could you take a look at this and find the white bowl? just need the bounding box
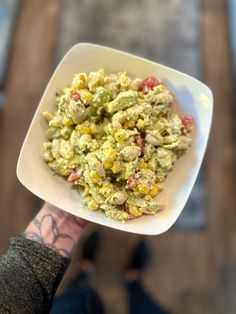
[17,43,213,235]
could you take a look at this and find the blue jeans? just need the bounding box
[51,277,169,314]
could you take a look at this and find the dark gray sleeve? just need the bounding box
[0,235,70,314]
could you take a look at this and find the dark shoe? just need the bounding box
[125,240,170,314]
[80,230,101,262]
[127,239,149,272]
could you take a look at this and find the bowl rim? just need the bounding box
[16,42,214,235]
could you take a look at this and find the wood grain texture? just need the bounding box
[142,1,236,313]
[0,0,235,313]
[93,1,235,313]
[202,0,236,243]
[55,1,236,313]
[0,0,62,253]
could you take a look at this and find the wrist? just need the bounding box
[24,203,87,257]
[43,203,85,242]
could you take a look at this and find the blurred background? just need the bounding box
[0,0,235,313]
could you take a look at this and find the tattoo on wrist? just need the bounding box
[50,206,86,229]
[24,213,76,258]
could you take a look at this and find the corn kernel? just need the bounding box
[87,200,99,210]
[153,84,165,93]
[149,184,159,197]
[129,206,142,217]
[101,182,114,197]
[111,161,122,173]
[105,148,117,160]
[138,91,144,98]
[62,117,73,126]
[126,120,135,128]
[72,73,87,89]
[114,130,126,143]
[141,162,148,170]
[137,184,149,194]
[89,171,101,183]
[103,160,113,169]
[80,126,90,134]
[81,92,93,104]
[147,158,156,171]
[136,119,146,130]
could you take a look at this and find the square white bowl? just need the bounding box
[17,43,213,235]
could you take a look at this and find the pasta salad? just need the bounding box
[42,69,193,222]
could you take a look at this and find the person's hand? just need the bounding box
[45,202,89,229]
[24,202,90,257]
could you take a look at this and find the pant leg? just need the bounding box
[127,281,170,314]
[51,275,104,314]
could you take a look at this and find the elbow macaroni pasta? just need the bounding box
[43,69,193,222]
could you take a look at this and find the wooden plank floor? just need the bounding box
[0,1,235,313]
[0,0,62,252]
[143,2,236,313]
